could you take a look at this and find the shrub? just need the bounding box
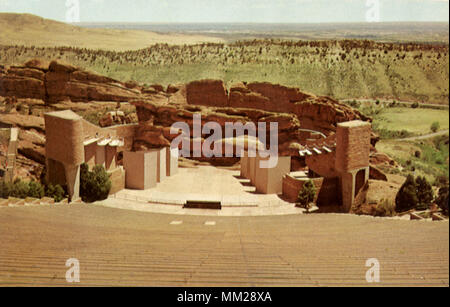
[297,180,316,209]
[411,102,419,109]
[10,179,30,199]
[80,163,111,203]
[375,199,396,217]
[395,175,418,212]
[0,181,13,199]
[434,175,449,188]
[415,176,434,210]
[430,121,440,133]
[28,181,45,199]
[46,183,66,203]
[436,186,449,215]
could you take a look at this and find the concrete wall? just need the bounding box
[240,155,250,179]
[282,175,323,203]
[255,156,291,194]
[123,151,157,190]
[166,147,179,176]
[84,142,97,168]
[306,152,339,178]
[105,146,117,171]
[155,148,166,183]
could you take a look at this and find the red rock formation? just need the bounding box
[0,60,141,103]
[131,99,303,158]
[186,80,228,107]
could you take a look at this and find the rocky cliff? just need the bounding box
[1,60,381,177]
[0,60,141,103]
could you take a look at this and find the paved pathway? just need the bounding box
[0,204,448,287]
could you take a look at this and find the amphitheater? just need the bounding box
[0,61,448,287]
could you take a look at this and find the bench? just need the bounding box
[184,200,222,210]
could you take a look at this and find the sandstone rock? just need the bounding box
[1,60,141,103]
[186,80,228,107]
[369,165,388,181]
[131,99,303,159]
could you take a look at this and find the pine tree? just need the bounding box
[395,175,418,212]
[298,180,317,209]
[415,176,434,210]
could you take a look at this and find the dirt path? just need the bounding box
[399,129,449,141]
[341,98,449,110]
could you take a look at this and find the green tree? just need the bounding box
[297,180,317,209]
[430,121,440,133]
[46,183,65,203]
[415,176,434,210]
[435,186,449,215]
[80,163,111,203]
[395,175,418,212]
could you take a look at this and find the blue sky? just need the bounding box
[0,0,448,23]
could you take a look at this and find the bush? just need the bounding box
[434,176,449,188]
[0,181,13,199]
[411,102,419,109]
[375,199,396,217]
[10,179,30,199]
[0,179,46,200]
[297,180,316,209]
[436,186,449,215]
[46,183,65,203]
[80,163,111,203]
[415,176,434,210]
[395,175,418,212]
[28,181,45,199]
[430,121,440,133]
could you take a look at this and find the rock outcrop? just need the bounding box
[185,80,370,134]
[0,60,141,103]
[131,99,305,158]
[1,60,382,172]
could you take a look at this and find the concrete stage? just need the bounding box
[106,166,306,216]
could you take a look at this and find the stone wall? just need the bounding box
[335,121,371,172]
[282,175,324,203]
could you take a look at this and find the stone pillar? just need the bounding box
[123,151,158,190]
[255,156,291,194]
[95,145,106,167]
[65,164,81,200]
[156,148,167,183]
[240,153,250,179]
[166,147,179,176]
[105,145,117,171]
[339,172,355,212]
[335,120,371,212]
[248,156,257,184]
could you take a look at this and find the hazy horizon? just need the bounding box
[0,0,448,23]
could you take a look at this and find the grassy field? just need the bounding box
[371,107,449,137]
[377,135,449,184]
[365,104,450,183]
[1,40,448,104]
